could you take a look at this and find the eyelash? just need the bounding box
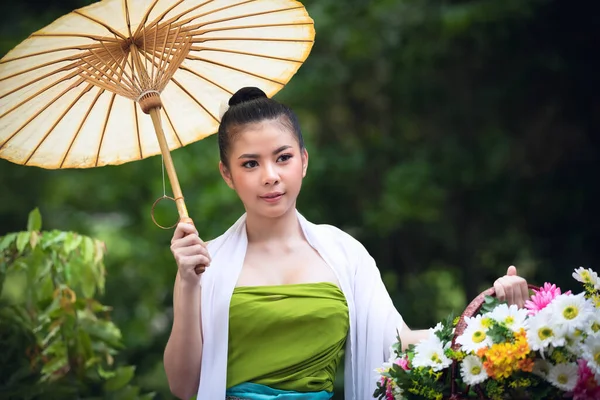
[241,153,293,169]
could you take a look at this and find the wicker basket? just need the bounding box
[446,284,539,400]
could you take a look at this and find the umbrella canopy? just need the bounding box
[0,0,315,222]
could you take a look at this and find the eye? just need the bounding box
[242,160,258,168]
[277,153,293,162]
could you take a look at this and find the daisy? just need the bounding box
[460,355,488,385]
[580,332,600,377]
[547,362,579,391]
[412,335,452,372]
[550,293,595,333]
[487,303,529,332]
[573,267,600,290]
[527,308,567,351]
[532,359,551,378]
[456,315,493,354]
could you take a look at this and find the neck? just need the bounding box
[245,206,303,245]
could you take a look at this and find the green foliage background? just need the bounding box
[1,0,598,398]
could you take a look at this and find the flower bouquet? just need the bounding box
[374,268,600,400]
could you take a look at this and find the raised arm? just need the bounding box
[163,223,211,400]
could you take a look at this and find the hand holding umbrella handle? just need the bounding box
[179,216,207,275]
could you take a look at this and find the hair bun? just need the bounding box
[228,87,267,107]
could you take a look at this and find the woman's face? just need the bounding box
[219,119,308,219]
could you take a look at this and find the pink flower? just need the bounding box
[395,356,411,371]
[571,359,600,400]
[385,378,395,400]
[524,282,571,315]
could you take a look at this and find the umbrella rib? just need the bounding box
[140,0,186,36]
[178,65,233,96]
[162,105,184,148]
[94,93,117,167]
[193,36,313,44]
[0,54,84,82]
[189,46,304,63]
[171,77,219,123]
[133,100,142,159]
[124,0,133,38]
[31,32,122,42]
[0,68,82,120]
[155,23,178,86]
[24,84,94,165]
[145,0,215,32]
[92,41,140,93]
[59,88,105,168]
[72,10,128,40]
[0,75,85,150]
[0,62,81,100]
[183,56,285,85]
[1,45,99,64]
[132,0,164,38]
[180,5,306,32]
[189,21,314,36]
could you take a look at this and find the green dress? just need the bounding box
[226,282,349,393]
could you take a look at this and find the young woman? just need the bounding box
[163,87,529,400]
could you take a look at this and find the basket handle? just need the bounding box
[449,284,539,398]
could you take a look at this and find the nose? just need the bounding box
[261,163,279,185]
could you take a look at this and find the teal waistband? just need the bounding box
[225,382,333,400]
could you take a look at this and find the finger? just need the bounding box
[519,280,530,308]
[181,255,210,269]
[176,244,211,260]
[507,265,517,276]
[172,223,198,241]
[171,234,204,249]
[504,282,515,305]
[494,280,506,302]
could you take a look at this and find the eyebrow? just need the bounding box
[238,145,292,159]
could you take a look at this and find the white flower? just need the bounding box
[432,322,444,333]
[580,332,600,377]
[573,267,600,290]
[526,308,567,351]
[587,310,600,335]
[549,292,595,333]
[546,362,579,391]
[412,335,452,372]
[460,355,488,385]
[456,315,493,354]
[392,386,404,400]
[487,303,529,332]
[532,359,551,378]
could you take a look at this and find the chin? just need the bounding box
[256,202,296,219]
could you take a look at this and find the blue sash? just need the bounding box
[225,382,333,400]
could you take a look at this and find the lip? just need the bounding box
[260,192,284,202]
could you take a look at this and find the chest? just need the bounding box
[236,242,339,287]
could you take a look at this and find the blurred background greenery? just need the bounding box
[0,0,598,398]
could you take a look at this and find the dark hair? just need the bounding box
[218,87,304,167]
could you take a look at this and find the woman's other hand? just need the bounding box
[170,222,211,285]
[493,265,529,308]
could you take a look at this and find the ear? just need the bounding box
[301,148,309,178]
[219,161,235,189]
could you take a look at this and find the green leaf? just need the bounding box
[16,232,30,253]
[27,208,42,232]
[103,366,135,392]
[63,233,83,255]
[0,233,17,252]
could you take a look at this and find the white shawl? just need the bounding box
[197,211,404,400]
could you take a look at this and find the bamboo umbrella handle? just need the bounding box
[148,107,190,221]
